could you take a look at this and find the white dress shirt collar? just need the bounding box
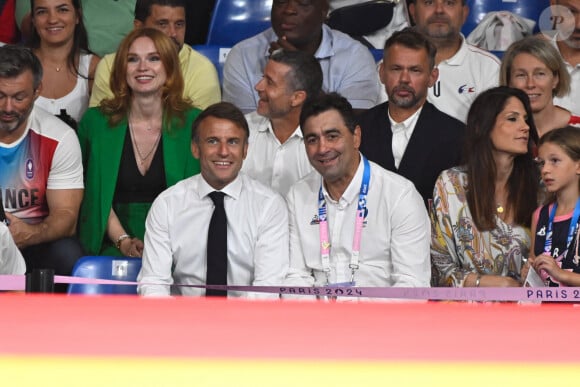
[197,173,244,201]
[388,106,423,169]
[387,105,423,133]
[259,120,304,141]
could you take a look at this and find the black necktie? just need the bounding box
[206,191,228,296]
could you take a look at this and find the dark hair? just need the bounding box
[99,28,190,127]
[538,125,580,200]
[269,49,323,100]
[464,86,539,230]
[299,92,356,134]
[192,102,249,142]
[0,45,43,89]
[28,0,92,79]
[135,0,186,22]
[384,27,437,70]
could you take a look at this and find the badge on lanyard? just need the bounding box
[318,156,370,287]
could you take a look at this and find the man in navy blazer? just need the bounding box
[358,28,465,207]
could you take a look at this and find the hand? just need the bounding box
[532,254,567,284]
[269,36,298,55]
[119,237,144,258]
[5,212,34,248]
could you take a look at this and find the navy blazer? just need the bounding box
[357,101,465,206]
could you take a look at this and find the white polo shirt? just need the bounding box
[378,35,500,123]
[551,36,580,115]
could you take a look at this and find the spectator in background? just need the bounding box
[16,0,135,57]
[551,0,580,114]
[327,0,410,49]
[222,0,380,114]
[404,0,500,123]
[430,87,539,287]
[90,0,220,110]
[358,28,464,206]
[27,0,100,126]
[77,28,201,258]
[500,36,579,138]
[0,45,84,285]
[242,49,322,196]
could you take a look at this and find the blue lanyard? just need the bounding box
[318,156,371,285]
[543,198,580,255]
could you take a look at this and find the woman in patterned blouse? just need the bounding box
[430,86,540,287]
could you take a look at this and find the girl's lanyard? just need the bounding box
[543,198,580,257]
[318,156,370,286]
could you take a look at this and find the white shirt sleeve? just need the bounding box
[138,195,173,296]
[222,44,258,113]
[285,187,316,288]
[247,193,289,299]
[0,223,26,275]
[388,185,432,287]
[47,129,84,190]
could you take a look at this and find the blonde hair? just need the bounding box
[500,36,571,98]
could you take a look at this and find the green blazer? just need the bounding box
[77,107,201,255]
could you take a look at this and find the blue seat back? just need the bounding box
[206,0,272,46]
[462,0,551,37]
[192,44,231,84]
[67,256,142,295]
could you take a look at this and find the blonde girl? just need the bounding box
[530,126,580,286]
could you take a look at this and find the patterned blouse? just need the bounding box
[430,167,530,287]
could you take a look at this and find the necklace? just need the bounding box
[129,121,162,166]
[496,204,504,214]
[55,66,62,72]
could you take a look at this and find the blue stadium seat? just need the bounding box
[462,0,551,37]
[67,256,142,295]
[206,0,272,46]
[193,44,231,83]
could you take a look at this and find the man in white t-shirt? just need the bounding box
[0,45,84,282]
[405,0,500,122]
[242,49,322,196]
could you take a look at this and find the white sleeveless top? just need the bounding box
[36,53,92,123]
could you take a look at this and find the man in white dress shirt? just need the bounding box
[242,49,322,196]
[405,0,500,122]
[138,102,289,297]
[285,93,431,290]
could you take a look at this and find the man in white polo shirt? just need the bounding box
[406,0,500,122]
